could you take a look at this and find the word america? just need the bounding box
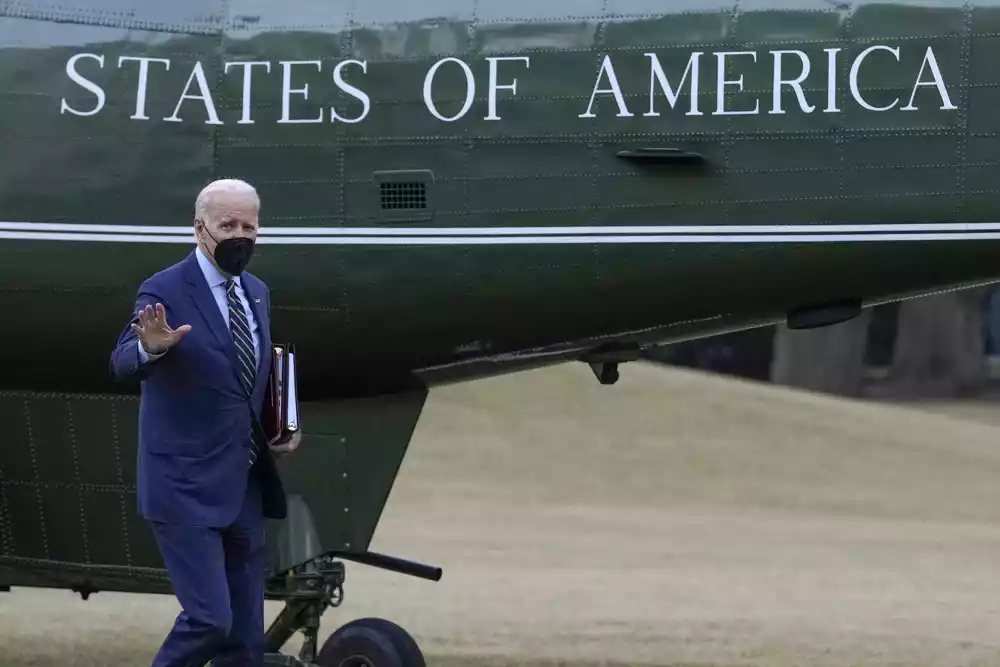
[58,45,955,125]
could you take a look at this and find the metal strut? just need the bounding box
[261,550,441,666]
[263,555,345,665]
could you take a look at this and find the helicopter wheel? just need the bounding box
[316,617,425,667]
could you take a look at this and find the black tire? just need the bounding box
[316,617,425,667]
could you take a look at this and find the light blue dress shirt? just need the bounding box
[138,245,259,364]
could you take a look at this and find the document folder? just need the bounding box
[262,343,299,445]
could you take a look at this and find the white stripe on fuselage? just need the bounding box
[0,221,998,244]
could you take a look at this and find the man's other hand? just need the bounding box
[132,303,191,354]
[269,431,301,458]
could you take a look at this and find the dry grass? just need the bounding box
[4,361,1000,666]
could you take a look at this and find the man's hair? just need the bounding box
[194,178,260,224]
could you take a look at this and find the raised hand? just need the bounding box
[132,303,191,355]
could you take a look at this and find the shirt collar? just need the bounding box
[195,245,240,289]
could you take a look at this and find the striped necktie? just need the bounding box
[226,279,260,466]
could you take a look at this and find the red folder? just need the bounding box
[261,343,298,445]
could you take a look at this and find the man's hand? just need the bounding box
[132,303,191,355]
[269,431,301,458]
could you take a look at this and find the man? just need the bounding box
[110,178,300,667]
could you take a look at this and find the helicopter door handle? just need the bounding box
[615,148,704,165]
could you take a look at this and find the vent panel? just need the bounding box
[371,170,434,222]
[379,181,427,210]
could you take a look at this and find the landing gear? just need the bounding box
[262,551,440,667]
[317,618,424,667]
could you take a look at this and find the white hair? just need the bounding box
[194,178,260,223]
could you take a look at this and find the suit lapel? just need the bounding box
[182,252,242,388]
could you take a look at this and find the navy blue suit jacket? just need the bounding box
[110,250,287,527]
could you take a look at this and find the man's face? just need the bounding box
[198,193,259,258]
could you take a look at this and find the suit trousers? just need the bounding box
[148,471,266,667]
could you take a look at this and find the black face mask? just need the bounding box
[202,225,255,275]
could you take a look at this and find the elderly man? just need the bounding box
[110,178,299,667]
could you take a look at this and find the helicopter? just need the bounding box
[0,0,996,665]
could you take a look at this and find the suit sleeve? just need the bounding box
[109,280,169,383]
